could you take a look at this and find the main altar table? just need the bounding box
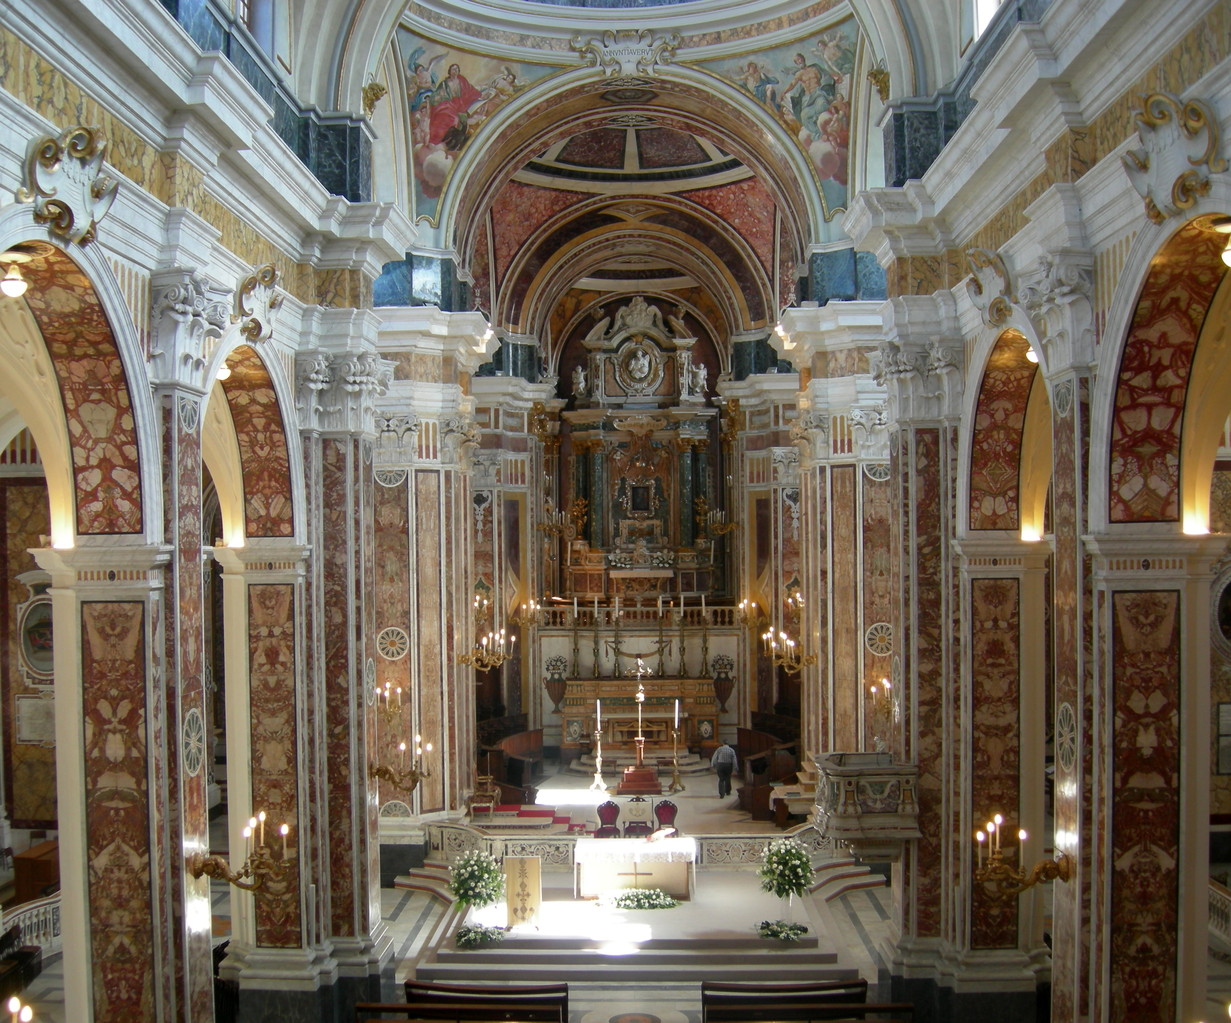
[573,836,697,899]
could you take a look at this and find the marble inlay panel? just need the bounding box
[81,600,153,1019]
[415,471,445,813]
[221,346,294,538]
[969,577,1020,949]
[861,469,892,745]
[1109,223,1223,522]
[248,584,301,947]
[1111,590,1180,1022]
[969,333,1035,531]
[22,255,143,535]
[830,465,857,749]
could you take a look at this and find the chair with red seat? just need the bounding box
[653,799,678,831]
[594,800,621,838]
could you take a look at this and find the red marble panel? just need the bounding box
[1109,223,1224,522]
[248,583,301,946]
[1110,590,1180,1022]
[416,471,445,812]
[81,600,153,1019]
[830,466,858,749]
[322,439,357,936]
[221,346,295,538]
[969,332,1035,530]
[21,254,143,535]
[909,427,945,939]
[861,469,893,750]
[969,577,1020,948]
[374,474,412,795]
[678,178,775,278]
[490,182,587,280]
[636,128,710,169]
[162,395,212,1019]
[812,469,829,748]
[556,128,626,168]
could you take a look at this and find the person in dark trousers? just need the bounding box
[711,741,738,798]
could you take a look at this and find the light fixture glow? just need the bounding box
[1025,346,1039,364]
[1222,239,1231,268]
[1020,524,1042,543]
[0,264,27,299]
[216,364,232,381]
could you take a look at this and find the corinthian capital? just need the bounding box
[150,270,231,390]
[1018,253,1095,370]
[296,351,393,434]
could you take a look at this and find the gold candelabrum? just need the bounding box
[368,683,434,795]
[761,624,815,674]
[458,595,515,669]
[187,810,294,901]
[694,496,738,539]
[974,813,1073,899]
[511,598,542,628]
[667,726,686,794]
[867,677,893,751]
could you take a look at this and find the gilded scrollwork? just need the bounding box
[1123,92,1227,223]
[16,126,118,245]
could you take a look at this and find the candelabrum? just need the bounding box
[974,813,1073,899]
[536,509,566,537]
[187,810,294,901]
[369,735,433,794]
[761,624,815,675]
[7,995,33,1022]
[694,496,738,539]
[458,594,515,669]
[667,727,686,794]
[511,599,542,628]
[589,729,607,792]
[867,677,893,752]
[736,599,762,627]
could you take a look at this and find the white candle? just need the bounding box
[596,699,601,729]
[701,593,706,613]
[615,596,620,614]
[280,823,290,858]
[674,698,679,729]
[657,594,663,614]
[594,596,599,616]
[573,597,578,616]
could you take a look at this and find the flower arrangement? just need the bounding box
[758,838,813,901]
[757,919,809,941]
[610,887,678,910]
[455,923,505,949]
[448,849,505,908]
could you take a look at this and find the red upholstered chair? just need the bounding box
[653,799,678,831]
[595,800,621,838]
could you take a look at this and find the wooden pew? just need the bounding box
[396,979,567,1022]
[497,729,544,786]
[357,1004,560,1023]
[701,978,910,1023]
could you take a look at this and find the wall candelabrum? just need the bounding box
[369,682,433,795]
[458,594,514,669]
[974,813,1073,899]
[187,810,294,901]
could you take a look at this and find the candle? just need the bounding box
[594,596,599,616]
[993,813,1003,852]
[596,699,601,729]
[10,994,22,1020]
[1018,828,1028,868]
[615,596,620,614]
[399,741,407,767]
[701,593,706,613]
[573,597,578,617]
[258,810,266,848]
[976,830,985,868]
[657,594,663,614]
[243,824,253,857]
[674,698,679,729]
[280,823,289,858]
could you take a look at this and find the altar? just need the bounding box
[573,836,697,899]
[560,676,718,755]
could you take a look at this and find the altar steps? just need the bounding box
[567,751,712,776]
[394,864,455,904]
[809,857,887,902]
[415,935,853,984]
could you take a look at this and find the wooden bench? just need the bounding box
[357,1004,560,1023]
[497,729,544,786]
[701,978,911,1023]
[396,980,567,1023]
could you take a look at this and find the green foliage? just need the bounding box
[455,923,505,949]
[610,887,679,910]
[757,919,809,941]
[758,838,813,900]
[449,849,505,908]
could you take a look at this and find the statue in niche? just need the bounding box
[572,363,588,398]
[691,360,708,395]
[613,296,664,334]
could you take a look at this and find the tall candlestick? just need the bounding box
[596,699,601,729]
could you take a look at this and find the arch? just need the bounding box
[211,344,300,541]
[0,210,161,546]
[1100,218,1224,526]
[965,328,1039,533]
[201,376,248,549]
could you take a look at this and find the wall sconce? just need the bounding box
[511,599,542,628]
[188,811,294,900]
[694,496,738,539]
[458,594,514,668]
[7,995,33,1022]
[974,812,1072,898]
[369,734,433,794]
[736,599,763,627]
[761,624,815,675]
[0,265,27,299]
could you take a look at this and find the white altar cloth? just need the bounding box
[573,837,697,898]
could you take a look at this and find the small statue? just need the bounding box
[691,360,708,395]
[572,363,587,398]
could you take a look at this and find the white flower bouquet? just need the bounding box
[758,838,812,901]
[448,849,505,908]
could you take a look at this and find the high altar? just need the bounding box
[559,675,719,756]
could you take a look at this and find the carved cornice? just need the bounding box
[16,126,118,245]
[570,30,679,78]
[1123,93,1227,224]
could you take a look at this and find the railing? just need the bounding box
[2,892,61,957]
[1210,877,1231,946]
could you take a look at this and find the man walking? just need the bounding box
[711,741,738,798]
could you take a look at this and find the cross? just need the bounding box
[617,859,650,889]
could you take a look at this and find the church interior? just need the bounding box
[1,0,1230,1020]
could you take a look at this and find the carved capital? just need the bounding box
[1018,253,1096,370]
[789,410,829,463]
[571,30,680,78]
[150,270,231,389]
[234,264,282,343]
[1122,92,1227,224]
[296,351,393,434]
[770,447,800,486]
[374,412,421,463]
[850,404,891,462]
[16,126,118,245]
[965,248,1015,329]
[872,340,963,423]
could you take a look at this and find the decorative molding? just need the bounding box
[362,80,388,118]
[770,447,800,486]
[570,30,680,78]
[150,271,231,389]
[295,351,392,433]
[850,405,890,461]
[234,264,282,343]
[1123,93,1227,224]
[1018,253,1096,371]
[867,65,890,104]
[374,468,408,488]
[965,248,1015,328]
[377,627,409,661]
[16,126,118,245]
[182,707,206,777]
